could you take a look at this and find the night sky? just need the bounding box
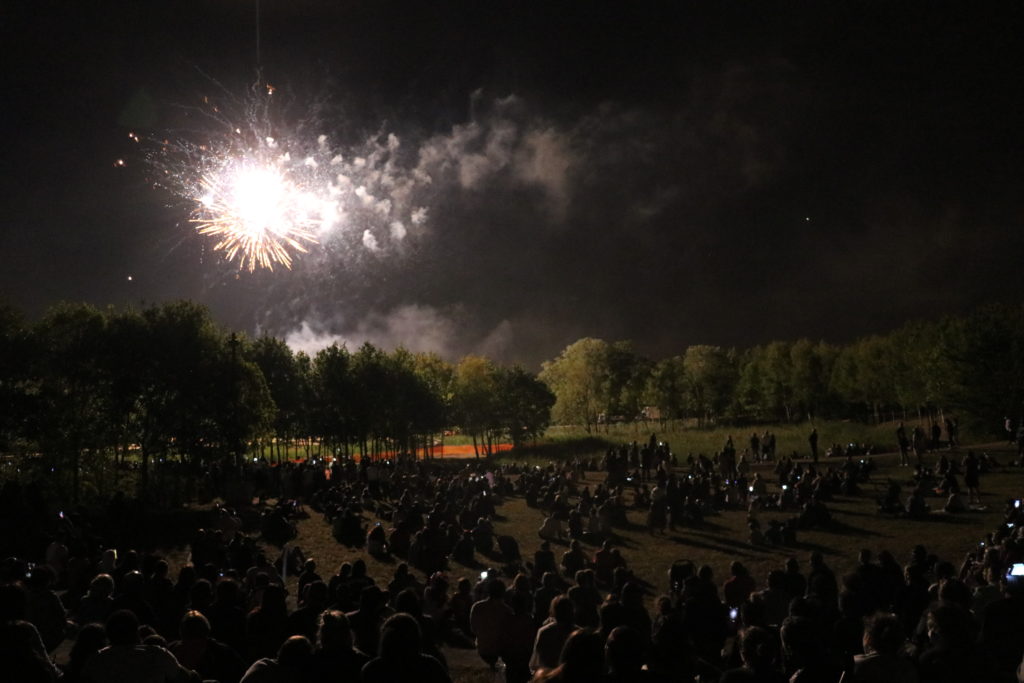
[3,2,1023,368]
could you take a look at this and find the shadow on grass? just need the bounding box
[666,532,779,560]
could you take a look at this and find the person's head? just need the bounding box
[105,609,140,647]
[938,578,972,610]
[379,613,422,659]
[277,635,313,666]
[730,561,747,578]
[487,578,507,600]
[809,551,824,568]
[69,622,107,669]
[551,595,575,624]
[605,625,644,674]
[214,576,239,604]
[318,610,353,651]
[261,584,288,614]
[555,628,605,679]
[179,610,211,640]
[862,613,904,656]
[303,559,316,574]
[739,626,777,671]
[781,616,821,663]
[786,557,800,573]
[88,573,115,599]
[121,570,144,595]
[395,587,422,616]
[926,604,975,647]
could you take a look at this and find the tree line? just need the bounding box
[0,300,554,501]
[3,299,1022,501]
[539,303,1024,434]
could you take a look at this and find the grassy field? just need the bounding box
[269,427,1020,682]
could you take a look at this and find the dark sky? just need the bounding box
[3,1,1023,367]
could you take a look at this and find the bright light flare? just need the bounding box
[192,160,318,272]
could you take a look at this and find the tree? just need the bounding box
[311,344,354,457]
[939,304,1024,435]
[644,356,687,424]
[682,345,737,427]
[539,338,611,432]
[451,355,500,456]
[30,303,111,502]
[247,336,303,461]
[496,366,555,448]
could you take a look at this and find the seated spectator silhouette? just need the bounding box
[75,574,115,627]
[346,584,391,657]
[239,634,313,683]
[918,603,994,683]
[605,625,648,683]
[361,613,451,683]
[851,612,917,683]
[0,581,62,683]
[169,610,245,683]
[307,610,369,683]
[539,515,565,542]
[530,595,576,673]
[719,625,788,683]
[532,627,606,683]
[533,572,563,625]
[561,541,588,579]
[780,615,844,683]
[82,609,192,683]
[63,622,107,683]
[286,581,329,641]
[470,577,512,668]
[246,583,289,661]
[25,564,67,652]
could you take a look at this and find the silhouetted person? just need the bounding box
[82,609,192,683]
[361,613,451,683]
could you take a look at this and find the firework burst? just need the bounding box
[192,155,319,271]
[141,80,428,272]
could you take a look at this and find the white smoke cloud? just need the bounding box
[389,220,407,241]
[361,229,380,252]
[414,98,575,217]
[283,305,518,362]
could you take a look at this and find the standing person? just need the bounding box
[963,451,981,505]
[944,417,958,448]
[896,423,910,467]
[808,428,819,464]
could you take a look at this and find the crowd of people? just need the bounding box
[2,434,1024,683]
